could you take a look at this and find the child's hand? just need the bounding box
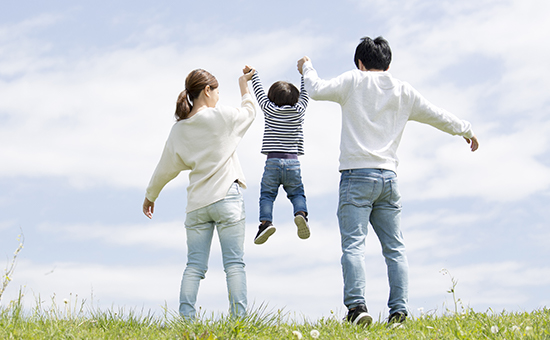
[243,65,254,74]
[242,65,255,81]
[297,56,311,75]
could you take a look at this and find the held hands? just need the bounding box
[239,65,255,96]
[297,56,311,75]
[464,136,479,152]
[241,65,255,81]
[142,197,154,219]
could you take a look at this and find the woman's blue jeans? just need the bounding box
[180,182,247,320]
[337,169,409,315]
[259,158,307,222]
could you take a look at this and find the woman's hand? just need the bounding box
[143,197,155,219]
[239,65,255,96]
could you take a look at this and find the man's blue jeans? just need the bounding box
[337,169,409,315]
[259,158,307,222]
[180,182,247,320]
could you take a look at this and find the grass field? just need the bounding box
[1,292,548,339]
[1,238,550,339]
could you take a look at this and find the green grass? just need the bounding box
[1,294,549,339]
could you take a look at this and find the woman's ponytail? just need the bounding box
[175,89,192,121]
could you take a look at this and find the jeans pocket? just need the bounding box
[340,177,377,207]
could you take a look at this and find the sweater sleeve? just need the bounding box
[145,129,189,202]
[409,88,474,138]
[302,61,350,104]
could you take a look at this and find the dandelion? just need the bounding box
[525,326,533,332]
[490,325,499,334]
[418,307,425,318]
[292,330,302,339]
[511,325,520,332]
[310,329,320,338]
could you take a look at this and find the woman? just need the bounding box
[143,66,256,320]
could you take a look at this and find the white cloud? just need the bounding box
[0,21,331,192]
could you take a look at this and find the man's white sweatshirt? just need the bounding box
[302,61,474,172]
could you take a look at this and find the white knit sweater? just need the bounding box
[145,94,256,212]
[302,61,474,172]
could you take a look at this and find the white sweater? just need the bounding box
[302,61,474,172]
[145,94,256,212]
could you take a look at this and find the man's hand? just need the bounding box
[297,56,311,75]
[464,136,479,152]
[143,197,154,219]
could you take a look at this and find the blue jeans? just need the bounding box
[180,182,247,320]
[259,158,307,222]
[337,169,409,315]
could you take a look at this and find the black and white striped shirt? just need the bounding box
[251,72,309,155]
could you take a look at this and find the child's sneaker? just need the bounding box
[254,221,276,245]
[346,304,373,326]
[294,212,310,239]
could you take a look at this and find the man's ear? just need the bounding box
[357,60,367,71]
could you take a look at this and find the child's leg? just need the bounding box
[259,159,282,223]
[281,159,309,239]
[281,159,308,216]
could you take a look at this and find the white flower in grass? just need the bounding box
[292,330,302,339]
[310,329,320,338]
[525,326,533,333]
[490,325,499,333]
[511,325,520,331]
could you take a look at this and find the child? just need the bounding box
[250,69,310,245]
[297,36,479,326]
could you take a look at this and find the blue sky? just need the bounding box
[1,0,550,321]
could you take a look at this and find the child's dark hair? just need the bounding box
[354,36,392,71]
[268,81,300,107]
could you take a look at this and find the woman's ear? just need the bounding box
[204,85,211,97]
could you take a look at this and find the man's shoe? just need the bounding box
[294,212,310,239]
[388,311,407,325]
[346,304,373,326]
[254,221,276,245]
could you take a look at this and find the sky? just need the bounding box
[1,0,550,322]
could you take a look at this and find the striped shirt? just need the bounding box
[251,72,309,155]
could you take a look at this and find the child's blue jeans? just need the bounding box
[259,158,307,222]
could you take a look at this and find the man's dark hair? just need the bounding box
[354,36,392,71]
[268,81,300,107]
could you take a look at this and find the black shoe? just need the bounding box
[346,304,373,326]
[254,221,276,245]
[294,212,310,239]
[388,311,407,325]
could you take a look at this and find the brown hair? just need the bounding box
[267,81,299,107]
[175,69,219,121]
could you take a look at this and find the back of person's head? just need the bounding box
[175,69,219,121]
[268,81,300,107]
[354,36,392,71]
